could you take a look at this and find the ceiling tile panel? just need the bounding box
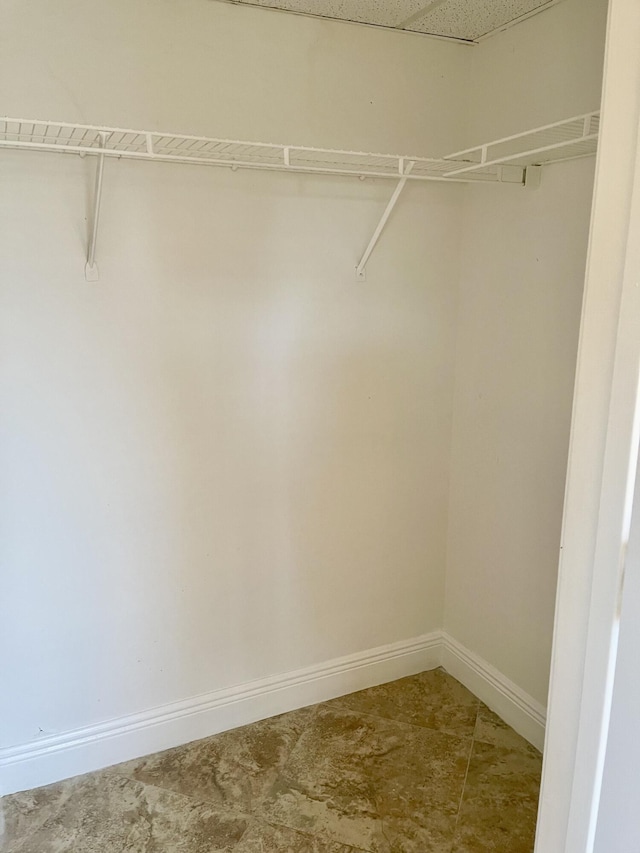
[233,0,433,28]
[408,0,551,39]
[216,0,561,42]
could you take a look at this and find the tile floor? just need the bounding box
[1,669,542,852]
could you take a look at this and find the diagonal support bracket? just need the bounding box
[85,132,108,282]
[356,161,415,281]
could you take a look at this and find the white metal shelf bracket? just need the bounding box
[356,161,415,281]
[524,164,542,189]
[85,132,108,282]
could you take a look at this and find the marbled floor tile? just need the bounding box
[236,820,367,852]
[451,741,543,853]
[1,778,72,848]
[323,669,479,738]
[1,772,249,853]
[260,705,471,853]
[474,705,541,756]
[111,707,314,816]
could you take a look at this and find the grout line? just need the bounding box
[450,702,479,847]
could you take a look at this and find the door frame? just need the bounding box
[535,1,640,850]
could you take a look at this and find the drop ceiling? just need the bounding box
[215,0,563,42]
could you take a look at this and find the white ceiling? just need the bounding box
[215,0,561,42]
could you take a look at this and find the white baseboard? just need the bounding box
[440,632,547,751]
[1,630,547,795]
[0,632,442,796]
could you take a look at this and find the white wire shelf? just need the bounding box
[442,111,600,178]
[0,112,600,282]
[0,117,524,184]
[0,112,599,184]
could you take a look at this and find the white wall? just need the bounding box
[444,0,608,706]
[445,162,596,706]
[465,0,609,145]
[0,0,469,156]
[0,0,610,794]
[0,0,467,759]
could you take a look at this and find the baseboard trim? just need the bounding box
[440,632,547,751]
[1,630,547,795]
[0,632,442,796]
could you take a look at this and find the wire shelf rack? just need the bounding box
[442,111,599,177]
[0,112,599,184]
[0,117,468,182]
[0,111,600,281]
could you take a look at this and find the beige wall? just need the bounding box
[465,0,609,144]
[0,0,466,750]
[445,160,596,704]
[444,0,608,705]
[0,0,470,155]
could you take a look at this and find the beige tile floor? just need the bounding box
[1,669,542,852]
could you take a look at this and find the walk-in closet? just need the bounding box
[3,0,639,850]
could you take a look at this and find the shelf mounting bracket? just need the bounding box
[85,132,108,282]
[356,160,415,281]
[524,164,542,190]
